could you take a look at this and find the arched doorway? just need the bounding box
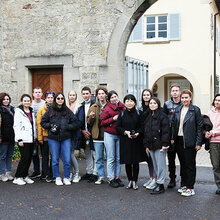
[152,74,193,105]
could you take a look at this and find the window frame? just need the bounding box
[144,14,169,42]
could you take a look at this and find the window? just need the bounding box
[145,15,168,41]
[129,13,180,43]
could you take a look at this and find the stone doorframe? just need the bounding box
[12,55,79,98]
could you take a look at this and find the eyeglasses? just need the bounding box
[56,97,64,100]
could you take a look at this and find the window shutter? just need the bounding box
[218,31,220,53]
[168,13,181,40]
[130,16,143,42]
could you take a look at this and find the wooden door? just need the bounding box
[32,68,63,98]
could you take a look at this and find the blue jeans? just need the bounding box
[104,132,121,179]
[93,141,105,178]
[48,138,71,178]
[0,143,14,174]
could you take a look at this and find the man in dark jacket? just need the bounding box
[163,84,181,188]
[78,86,97,183]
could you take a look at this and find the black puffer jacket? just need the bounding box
[41,107,80,141]
[173,104,203,148]
[143,108,170,151]
[0,105,15,143]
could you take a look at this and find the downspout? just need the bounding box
[214,12,220,95]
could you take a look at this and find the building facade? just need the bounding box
[0,0,157,104]
[126,0,220,113]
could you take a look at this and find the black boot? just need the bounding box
[168,179,176,188]
[150,184,165,194]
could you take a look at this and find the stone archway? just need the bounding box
[103,0,157,98]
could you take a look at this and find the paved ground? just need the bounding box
[0,151,219,220]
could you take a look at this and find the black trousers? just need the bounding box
[125,164,139,182]
[40,141,53,177]
[167,146,177,180]
[15,143,33,178]
[176,136,197,189]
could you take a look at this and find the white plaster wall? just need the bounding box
[126,0,215,114]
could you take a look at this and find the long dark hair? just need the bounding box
[50,92,70,117]
[212,94,220,107]
[0,92,11,106]
[141,89,153,107]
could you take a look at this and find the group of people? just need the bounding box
[0,84,220,197]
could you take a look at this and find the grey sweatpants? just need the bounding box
[150,149,167,184]
[85,145,97,175]
[209,142,220,187]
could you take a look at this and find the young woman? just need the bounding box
[13,94,36,185]
[143,97,170,194]
[87,87,108,185]
[206,94,220,194]
[0,93,15,182]
[116,94,145,190]
[172,90,203,197]
[101,90,125,188]
[139,89,157,189]
[67,90,81,183]
[41,92,79,186]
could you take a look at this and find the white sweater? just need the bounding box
[13,107,37,143]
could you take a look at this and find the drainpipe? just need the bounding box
[214,12,220,95]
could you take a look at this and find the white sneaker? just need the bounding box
[24,177,34,184]
[143,178,153,187]
[178,186,187,193]
[63,178,71,185]
[146,179,157,189]
[72,173,81,183]
[181,188,195,197]
[6,172,14,181]
[95,177,105,185]
[55,177,63,186]
[13,177,26,185]
[0,174,9,182]
[69,173,73,181]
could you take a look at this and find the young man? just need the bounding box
[87,87,108,184]
[78,87,97,183]
[163,84,181,188]
[36,91,55,182]
[30,87,45,178]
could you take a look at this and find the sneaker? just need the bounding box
[146,179,157,189]
[95,177,105,185]
[13,177,26,185]
[69,173,73,181]
[109,179,119,188]
[178,186,187,193]
[181,188,195,197]
[81,173,92,180]
[24,177,34,184]
[0,174,9,182]
[46,176,55,183]
[29,171,41,179]
[216,187,220,194]
[63,178,71,185]
[55,177,63,186]
[88,174,98,183]
[5,172,14,181]
[168,179,176,188]
[39,175,47,180]
[143,178,153,188]
[115,178,124,187]
[72,173,81,183]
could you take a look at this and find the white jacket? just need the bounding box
[13,107,37,143]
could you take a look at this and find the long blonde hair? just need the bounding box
[67,90,80,114]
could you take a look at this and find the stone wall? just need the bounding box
[0,0,156,104]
